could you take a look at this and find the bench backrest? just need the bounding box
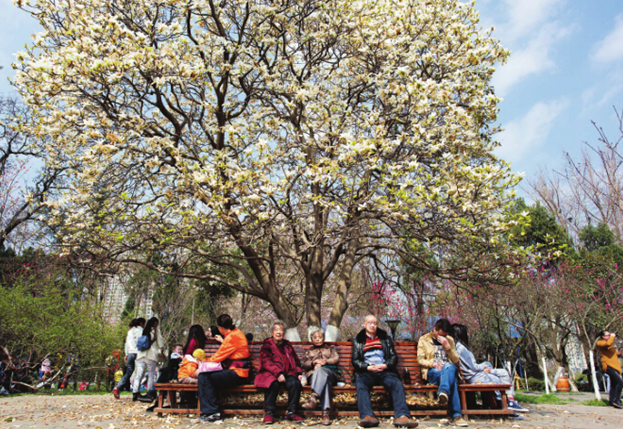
[204,341,423,385]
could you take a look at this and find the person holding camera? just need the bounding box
[597,330,623,409]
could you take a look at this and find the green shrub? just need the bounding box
[527,377,546,391]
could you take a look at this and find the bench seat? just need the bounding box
[154,341,513,418]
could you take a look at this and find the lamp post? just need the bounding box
[386,319,401,339]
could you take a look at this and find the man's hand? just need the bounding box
[214,335,224,343]
[433,362,444,371]
[124,356,128,363]
[277,374,286,383]
[298,374,303,381]
[437,336,450,350]
[317,358,327,366]
[315,363,323,370]
[368,364,387,373]
[192,369,200,378]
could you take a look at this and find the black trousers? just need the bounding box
[606,366,623,406]
[198,370,246,415]
[264,374,302,413]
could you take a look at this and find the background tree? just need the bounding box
[530,107,623,242]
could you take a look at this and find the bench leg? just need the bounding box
[157,390,163,418]
[460,390,468,414]
[500,391,508,412]
[168,390,175,409]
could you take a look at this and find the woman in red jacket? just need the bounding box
[255,321,304,424]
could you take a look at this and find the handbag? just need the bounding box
[198,361,223,373]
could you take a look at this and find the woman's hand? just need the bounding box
[214,335,224,343]
[483,367,491,374]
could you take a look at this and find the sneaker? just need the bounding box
[262,414,274,425]
[287,412,304,422]
[437,392,448,406]
[509,413,524,420]
[613,402,623,409]
[198,413,222,423]
[359,415,380,428]
[112,388,120,400]
[507,400,529,413]
[393,415,419,427]
[452,417,469,427]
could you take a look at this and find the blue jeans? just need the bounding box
[355,371,410,419]
[427,363,461,419]
[116,353,136,390]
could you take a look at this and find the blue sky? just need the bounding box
[1,0,622,197]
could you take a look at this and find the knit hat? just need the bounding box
[192,349,206,361]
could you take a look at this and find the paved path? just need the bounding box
[1,394,622,429]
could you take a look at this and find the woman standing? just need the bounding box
[113,318,145,399]
[300,328,340,425]
[597,330,623,409]
[132,317,164,402]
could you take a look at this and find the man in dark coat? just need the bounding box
[254,321,304,424]
[352,315,418,428]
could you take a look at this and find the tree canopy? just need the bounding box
[14,0,520,338]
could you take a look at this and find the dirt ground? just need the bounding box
[1,394,622,429]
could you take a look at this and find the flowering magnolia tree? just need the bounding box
[14,0,520,340]
[0,96,66,251]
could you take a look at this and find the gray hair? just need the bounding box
[309,327,324,338]
[272,321,285,332]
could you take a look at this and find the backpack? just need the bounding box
[137,335,151,351]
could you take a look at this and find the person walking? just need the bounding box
[597,330,623,409]
[132,317,164,403]
[113,318,145,399]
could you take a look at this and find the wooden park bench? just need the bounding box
[154,341,513,418]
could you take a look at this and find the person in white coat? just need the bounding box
[132,317,165,402]
[113,318,145,399]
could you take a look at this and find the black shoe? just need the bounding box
[198,413,222,423]
[613,402,623,409]
[132,392,139,402]
[146,404,156,413]
[139,391,156,403]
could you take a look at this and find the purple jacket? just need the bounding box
[254,338,303,388]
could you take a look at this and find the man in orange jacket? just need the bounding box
[597,330,623,409]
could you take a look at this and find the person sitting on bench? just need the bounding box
[417,319,468,427]
[255,321,305,424]
[197,314,250,423]
[352,315,418,428]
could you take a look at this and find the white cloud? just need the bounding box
[493,23,572,96]
[481,0,572,96]
[495,98,570,163]
[501,0,567,42]
[592,14,623,64]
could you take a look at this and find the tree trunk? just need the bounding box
[326,236,359,340]
[588,350,602,401]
